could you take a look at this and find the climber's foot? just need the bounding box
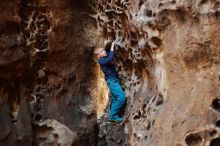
[108,116,123,124]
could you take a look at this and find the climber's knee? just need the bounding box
[118,92,126,103]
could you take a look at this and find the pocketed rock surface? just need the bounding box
[0,0,101,146]
[0,0,220,146]
[97,0,220,146]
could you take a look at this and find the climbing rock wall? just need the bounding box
[0,0,103,146]
[1,0,220,146]
[96,0,220,146]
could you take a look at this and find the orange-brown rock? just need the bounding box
[0,0,100,146]
[0,0,220,146]
[96,0,220,146]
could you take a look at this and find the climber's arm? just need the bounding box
[98,51,114,65]
[110,41,115,51]
[98,42,115,65]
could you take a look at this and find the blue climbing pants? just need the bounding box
[106,77,126,118]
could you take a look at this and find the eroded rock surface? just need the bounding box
[96,0,220,146]
[0,0,220,146]
[0,0,101,146]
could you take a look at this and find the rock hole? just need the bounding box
[142,104,146,110]
[147,122,151,130]
[210,138,220,146]
[209,130,217,137]
[150,37,162,47]
[138,110,141,116]
[146,10,152,17]
[215,11,220,19]
[26,32,31,38]
[36,94,45,101]
[171,0,176,4]
[33,103,41,112]
[158,3,164,8]
[156,93,164,106]
[53,133,58,138]
[215,120,220,127]
[137,136,141,141]
[131,40,138,46]
[138,0,144,9]
[133,110,141,120]
[151,96,156,102]
[152,120,155,125]
[117,66,122,72]
[175,9,187,22]
[185,133,202,145]
[34,114,42,121]
[33,125,53,145]
[144,136,148,141]
[214,1,220,9]
[212,98,220,113]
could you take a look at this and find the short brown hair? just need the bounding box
[94,47,104,55]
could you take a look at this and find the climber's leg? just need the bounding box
[108,89,117,118]
[107,78,126,121]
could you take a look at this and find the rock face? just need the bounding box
[0,0,101,146]
[0,0,220,146]
[96,0,220,146]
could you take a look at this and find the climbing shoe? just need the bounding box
[108,116,123,123]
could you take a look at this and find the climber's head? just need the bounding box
[95,47,107,58]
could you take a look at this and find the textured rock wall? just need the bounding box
[0,0,220,146]
[96,0,220,146]
[0,0,103,146]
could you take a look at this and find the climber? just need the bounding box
[95,41,126,123]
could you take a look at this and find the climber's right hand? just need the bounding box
[110,41,115,51]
